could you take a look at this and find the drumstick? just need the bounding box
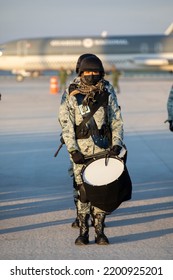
[54,143,64,157]
[84,149,110,160]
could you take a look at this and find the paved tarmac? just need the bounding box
[0,75,173,260]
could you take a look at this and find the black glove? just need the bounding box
[169,121,173,132]
[71,150,85,164]
[109,145,122,156]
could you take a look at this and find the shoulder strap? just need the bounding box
[76,90,109,135]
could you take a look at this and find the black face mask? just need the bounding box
[82,74,101,85]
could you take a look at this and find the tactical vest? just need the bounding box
[69,82,112,149]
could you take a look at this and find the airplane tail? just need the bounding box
[164,22,173,35]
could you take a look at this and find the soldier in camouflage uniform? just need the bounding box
[111,65,121,94]
[60,54,98,229]
[166,85,173,131]
[59,56,124,245]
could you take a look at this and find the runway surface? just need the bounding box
[0,76,173,260]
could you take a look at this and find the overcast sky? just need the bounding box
[0,0,173,43]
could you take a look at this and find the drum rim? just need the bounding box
[83,155,123,167]
[81,155,124,186]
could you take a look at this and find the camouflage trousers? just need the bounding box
[75,189,106,215]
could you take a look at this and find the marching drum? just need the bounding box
[81,155,132,213]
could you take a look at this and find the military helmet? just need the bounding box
[76,53,96,74]
[78,56,105,76]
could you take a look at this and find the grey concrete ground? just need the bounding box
[0,75,173,260]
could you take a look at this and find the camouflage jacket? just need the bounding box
[58,78,124,154]
[167,85,173,121]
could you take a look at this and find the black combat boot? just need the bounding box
[75,214,90,245]
[94,213,109,245]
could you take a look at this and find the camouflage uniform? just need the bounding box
[59,67,68,92]
[111,66,121,94]
[167,85,173,121]
[166,85,173,132]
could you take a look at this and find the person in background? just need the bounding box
[166,85,173,132]
[111,65,121,94]
[59,55,124,245]
[59,67,68,92]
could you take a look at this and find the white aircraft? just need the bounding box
[0,23,173,81]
